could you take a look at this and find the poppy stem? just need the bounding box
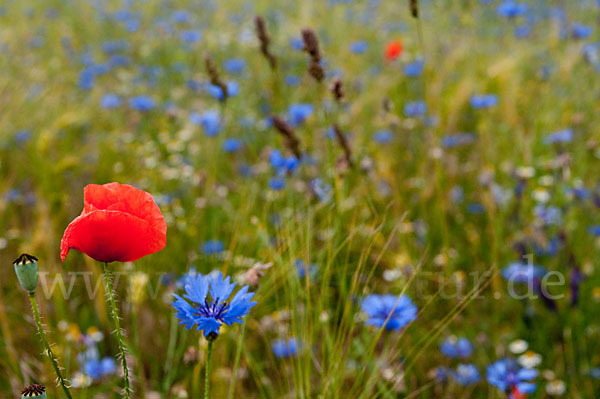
[103,262,131,398]
[29,293,73,399]
[204,339,214,399]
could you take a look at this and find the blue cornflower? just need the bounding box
[543,128,573,145]
[101,357,116,375]
[102,39,128,53]
[269,150,299,174]
[514,24,531,38]
[549,7,566,22]
[441,133,476,148]
[285,75,301,86]
[295,259,318,278]
[269,149,285,169]
[172,10,191,23]
[587,225,600,236]
[572,23,592,39]
[190,110,222,136]
[224,58,246,74]
[487,358,537,395]
[287,103,314,127]
[452,364,481,386]
[502,262,546,283]
[101,94,121,109]
[180,30,202,44]
[567,186,590,200]
[290,37,304,50]
[404,101,427,117]
[205,81,239,100]
[325,126,337,140]
[373,130,393,143]
[113,9,133,21]
[79,68,96,90]
[156,19,176,34]
[534,237,559,257]
[470,94,498,109]
[269,177,286,191]
[128,95,155,111]
[450,186,464,204]
[172,273,256,337]
[360,294,417,331]
[202,240,225,255]
[176,267,198,289]
[582,43,599,65]
[83,359,102,379]
[109,54,130,68]
[310,178,332,203]
[4,189,21,202]
[349,41,368,54]
[187,79,203,92]
[466,203,485,214]
[124,18,140,32]
[15,130,31,143]
[29,35,43,48]
[284,156,299,173]
[434,367,451,383]
[223,138,242,153]
[534,204,561,226]
[78,350,117,380]
[271,338,299,358]
[440,337,473,359]
[497,1,527,18]
[404,59,424,77]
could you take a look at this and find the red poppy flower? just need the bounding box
[60,183,167,263]
[510,387,527,399]
[385,40,403,61]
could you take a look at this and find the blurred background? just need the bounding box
[1,0,600,397]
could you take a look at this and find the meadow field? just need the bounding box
[1,0,600,398]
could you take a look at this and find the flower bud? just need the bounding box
[13,253,39,294]
[21,384,46,398]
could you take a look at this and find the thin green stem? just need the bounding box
[204,339,214,399]
[29,293,72,399]
[103,262,131,398]
[162,312,179,397]
[227,323,246,399]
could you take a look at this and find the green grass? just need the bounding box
[1,0,600,398]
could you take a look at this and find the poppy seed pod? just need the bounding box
[21,384,46,398]
[13,253,39,294]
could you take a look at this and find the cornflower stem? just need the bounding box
[28,293,73,399]
[204,339,215,399]
[103,262,131,398]
[227,323,246,399]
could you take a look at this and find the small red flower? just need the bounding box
[385,40,403,61]
[510,387,527,399]
[60,183,167,263]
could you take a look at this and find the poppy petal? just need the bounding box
[60,209,166,262]
[83,183,166,234]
